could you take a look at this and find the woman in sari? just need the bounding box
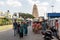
[23,22,28,36]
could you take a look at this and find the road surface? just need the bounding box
[0,26,58,40]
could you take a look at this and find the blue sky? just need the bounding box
[0,0,60,18]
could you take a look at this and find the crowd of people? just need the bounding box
[13,20,28,38]
[32,18,60,40]
[13,19,60,40]
[41,19,60,40]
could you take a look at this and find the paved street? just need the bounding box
[0,26,58,40]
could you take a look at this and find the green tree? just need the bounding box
[19,13,34,19]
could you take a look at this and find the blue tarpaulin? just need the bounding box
[47,13,60,18]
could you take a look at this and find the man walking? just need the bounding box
[41,19,47,35]
[13,20,17,36]
[55,20,60,40]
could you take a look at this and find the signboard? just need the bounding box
[48,13,60,18]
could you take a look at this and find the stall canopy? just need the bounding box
[47,13,60,18]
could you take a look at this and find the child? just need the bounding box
[19,22,23,38]
[17,22,20,34]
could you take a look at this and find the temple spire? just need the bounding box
[32,4,38,18]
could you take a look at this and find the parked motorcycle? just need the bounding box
[44,30,53,40]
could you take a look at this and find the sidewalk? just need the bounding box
[0,25,13,32]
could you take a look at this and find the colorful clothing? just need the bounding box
[42,21,47,33]
[23,23,28,35]
[19,24,23,33]
[19,24,23,37]
[55,22,59,30]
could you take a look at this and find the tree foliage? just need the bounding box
[19,13,34,19]
[0,17,12,26]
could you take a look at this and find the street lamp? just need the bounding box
[51,0,56,13]
[6,10,9,18]
[51,5,54,13]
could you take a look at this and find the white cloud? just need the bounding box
[6,0,22,7]
[27,0,49,5]
[0,1,4,6]
[27,0,40,5]
[38,4,48,19]
[27,0,49,18]
[27,0,34,5]
[41,2,49,5]
[56,0,60,1]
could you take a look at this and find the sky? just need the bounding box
[0,0,60,19]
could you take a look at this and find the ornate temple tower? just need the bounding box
[32,4,38,18]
